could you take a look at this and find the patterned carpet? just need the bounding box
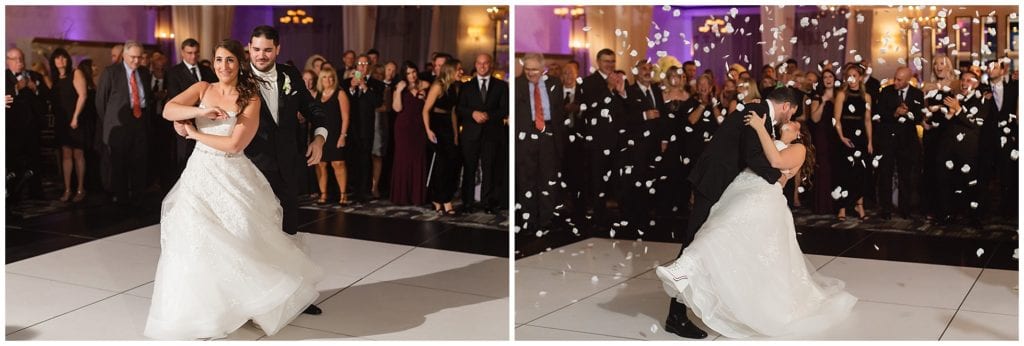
[299,198,508,231]
[792,209,1018,241]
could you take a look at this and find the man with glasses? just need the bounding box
[96,40,154,205]
[342,54,386,202]
[516,53,566,234]
[577,48,624,229]
[6,47,50,204]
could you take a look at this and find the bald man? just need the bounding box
[457,53,508,213]
[874,66,925,219]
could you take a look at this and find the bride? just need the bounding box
[656,112,857,338]
[144,39,323,340]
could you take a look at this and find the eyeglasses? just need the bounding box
[357,62,370,65]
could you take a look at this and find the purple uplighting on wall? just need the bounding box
[648,6,761,84]
[6,6,156,47]
[514,6,571,56]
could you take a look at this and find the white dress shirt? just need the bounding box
[252,63,328,140]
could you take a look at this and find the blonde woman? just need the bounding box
[422,60,460,214]
[314,66,352,205]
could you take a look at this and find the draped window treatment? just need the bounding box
[582,6,653,76]
[373,6,434,68]
[171,6,234,61]
[792,8,849,75]
[342,6,378,57]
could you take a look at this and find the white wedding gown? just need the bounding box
[144,105,324,340]
[658,141,857,339]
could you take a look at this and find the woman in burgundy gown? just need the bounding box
[806,68,838,214]
[389,61,429,205]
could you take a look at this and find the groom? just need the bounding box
[663,87,801,339]
[176,26,329,315]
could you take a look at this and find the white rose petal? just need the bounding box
[961,164,971,173]
[945,160,955,169]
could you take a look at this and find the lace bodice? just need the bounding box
[193,103,240,155]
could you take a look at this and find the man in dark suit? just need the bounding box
[457,53,509,213]
[516,53,567,233]
[619,58,665,232]
[560,61,586,219]
[980,59,1018,219]
[874,67,924,218]
[233,25,330,314]
[96,41,154,204]
[933,71,988,226]
[578,48,623,228]
[166,38,218,184]
[341,54,386,202]
[6,47,50,202]
[662,87,799,339]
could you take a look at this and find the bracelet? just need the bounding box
[341,133,348,137]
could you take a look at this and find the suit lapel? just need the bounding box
[258,89,278,128]
[276,66,287,127]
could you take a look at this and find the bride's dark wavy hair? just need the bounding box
[774,121,816,190]
[214,39,266,111]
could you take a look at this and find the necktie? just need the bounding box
[898,89,905,101]
[130,70,142,118]
[480,78,488,103]
[533,82,545,131]
[565,91,572,104]
[645,87,656,109]
[191,66,200,82]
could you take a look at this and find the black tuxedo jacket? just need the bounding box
[515,75,567,154]
[340,76,385,140]
[579,72,626,150]
[5,69,50,128]
[245,63,328,175]
[623,82,666,142]
[458,75,509,141]
[688,102,781,202]
[875,85,925,151]
[96,63,154,146]
[165,62,217,100]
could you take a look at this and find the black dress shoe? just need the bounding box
[664,316,708,339]
[302,304,322,315]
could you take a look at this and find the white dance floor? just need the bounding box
[515,238,1018,341]
[6,224,509,340]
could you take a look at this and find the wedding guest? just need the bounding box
[341,50,356,79]
[458,53,508,213]
[979,59,1018,219]
[49,48,91,202]
[516,53,567,231]
[422,60,461,214]
[832,63,873,221]
[390,61,429,206]
[96,40,153,205]
[110,44,123,65]
[874,67,924,219]
[304,54,325,75]
[166,38,217,184]
[934,71,987,226]
[920,54,958,219]
[6,47,50,202]
[342,54,385,202]
[419,52,450,84]
[314,66,351,205]
[807,68,838,214]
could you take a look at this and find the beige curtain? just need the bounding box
[342,7,378,54]
[582,6,653,73]
[171,6,234,61]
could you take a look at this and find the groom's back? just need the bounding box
[687,102,769,203]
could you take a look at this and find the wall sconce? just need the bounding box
[280,9,314,24]
[468,26,484,41]
[155,31,175,39]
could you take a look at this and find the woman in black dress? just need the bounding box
[660,66,698,215]
[314,66,351,205]
[50,48,90,202]
[832,63,873,221]
[421,60,461,215]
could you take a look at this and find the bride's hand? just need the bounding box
[198,106,228,120]
[183,122,199,140]
[743,110,767,131]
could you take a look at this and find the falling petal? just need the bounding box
[977,248,985,257]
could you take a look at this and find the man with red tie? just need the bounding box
[96,40,154,205]
[515,53,566,236]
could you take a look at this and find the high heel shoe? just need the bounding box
[316,193,327,204]
[855,203,869,220]
[59,190,72,202]
[432,203,444,214]
[339,193,350,206]
[72,190,86,203]
[837,209,847,222]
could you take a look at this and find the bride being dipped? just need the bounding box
[656,107,857,339]
[144,39,323,340]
